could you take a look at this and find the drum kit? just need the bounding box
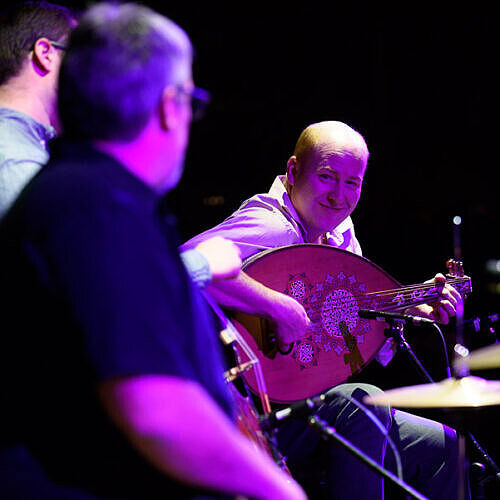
[364,343,500,409]
[364,341,500,500]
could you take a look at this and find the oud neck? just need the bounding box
[368,276,471,313]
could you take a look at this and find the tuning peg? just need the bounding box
[446,258,465,278]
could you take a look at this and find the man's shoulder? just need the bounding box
[0,107,51,138]
[230,196,290,233]
[239,190,282,210]
[0,110,51,168]
[32,151,103,197]
[41,141,141,194]
[182,193,300,261]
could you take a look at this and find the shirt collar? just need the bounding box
[269,175,303,222]
[0,106,57,145]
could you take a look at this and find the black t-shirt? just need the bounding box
[0,140,234,499]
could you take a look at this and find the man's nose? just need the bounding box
[327,183,342,203]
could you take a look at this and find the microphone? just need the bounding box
[259,393,330,430]
[358,309,435,326]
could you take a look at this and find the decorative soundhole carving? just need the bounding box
[285,270,377,371]
[321,289,359,338]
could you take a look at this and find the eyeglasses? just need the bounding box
[50,40,68,51]
[175,85,211,121]
[30,39,68,51]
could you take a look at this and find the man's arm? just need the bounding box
[99,375,307,500]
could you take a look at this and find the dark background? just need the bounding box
[22,0,500,496]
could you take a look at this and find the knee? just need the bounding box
[328,383,392,429]
[351,384,392,428]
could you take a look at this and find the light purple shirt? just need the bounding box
[182,175,362,261]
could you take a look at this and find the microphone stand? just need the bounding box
[383,316,500,499]
[384,319,434,383]
[306,414,429,500]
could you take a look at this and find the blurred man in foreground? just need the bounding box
[0,3,305,499]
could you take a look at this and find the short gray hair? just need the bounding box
[58,2,192,141]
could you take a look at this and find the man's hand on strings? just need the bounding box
[406,273,462,324]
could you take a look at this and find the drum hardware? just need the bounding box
[387,305,500,493]
[454,342,500,372]
[363,376,500,409]
[365,337,500,500]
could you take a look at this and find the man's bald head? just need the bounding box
[285,121,369,242]
[293,121,369,174]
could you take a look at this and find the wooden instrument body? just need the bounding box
[231,244,406,403]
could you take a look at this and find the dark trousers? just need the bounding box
[277,383,463,500]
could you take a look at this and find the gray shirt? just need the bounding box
[0,107,56,218]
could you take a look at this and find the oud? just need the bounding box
[231,244,471,404]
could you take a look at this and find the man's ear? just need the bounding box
[159,86,177,131]
[32,38,59,73]
[286,156,298,186]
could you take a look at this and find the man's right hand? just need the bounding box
[206,270,311,352]
[267,291,311,352]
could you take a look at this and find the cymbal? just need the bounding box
[363,376,500,409]
[454,343,500,371]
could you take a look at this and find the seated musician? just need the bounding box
[182,121,465,499]
[0,3,307,499]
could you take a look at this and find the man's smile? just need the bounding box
[318,202,345,210]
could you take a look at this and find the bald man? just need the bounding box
[182,121,465,500]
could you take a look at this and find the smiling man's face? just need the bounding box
[287,143,366,243]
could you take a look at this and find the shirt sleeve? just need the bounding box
[181,199,300,261]
[180,249,212,288]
